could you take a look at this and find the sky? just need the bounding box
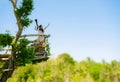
[0,0,120,62]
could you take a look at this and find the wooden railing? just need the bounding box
[20,34,50,38]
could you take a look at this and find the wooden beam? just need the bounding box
[32,56,49,60]
[0,58,9,61]
[0,48,12,51]
[2,69,13,72]
[0,54,11,58]
[20,34,50,37]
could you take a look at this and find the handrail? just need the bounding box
[0,48,12,51]
[20,34,50,38]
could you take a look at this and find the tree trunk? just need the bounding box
[0,59,14,82]
[0,70,13,82]
[10,0,23,68]
[0,0,24,81]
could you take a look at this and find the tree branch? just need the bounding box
[10,0,23,45]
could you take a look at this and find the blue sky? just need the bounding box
[0,0,120,62]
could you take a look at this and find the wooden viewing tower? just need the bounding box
[0,19,51,62]
[0,34,50,73]
[0,19,51,76]
[0,18,51,81]
[0,33,51,82]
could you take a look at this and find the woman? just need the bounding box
[38,25,44,42]
[35,19,49,44]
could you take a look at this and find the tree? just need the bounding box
[10,0,34,67]
[57,53,74,65]
[0,0,34,81]
[0,33,13,48]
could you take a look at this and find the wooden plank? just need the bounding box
[32,56,49,60]
[2,69,12,72]
[0,58,9,61]
[0,54,11,61]
[0,48,12,51]
[20,34,50,37]
[0,54,11,58]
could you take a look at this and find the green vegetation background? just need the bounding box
[4,53,120,82]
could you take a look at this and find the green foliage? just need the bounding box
[0,33,13,47]
[57,53,74,65]
[7,64,36,82]
[16,0,34,27]
[7,54,120,82]
[0,62,5,78]
[14,38,35,66]
[46,44,50,55]
[88,63,103,80]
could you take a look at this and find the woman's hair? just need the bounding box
[39,25,44,33]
